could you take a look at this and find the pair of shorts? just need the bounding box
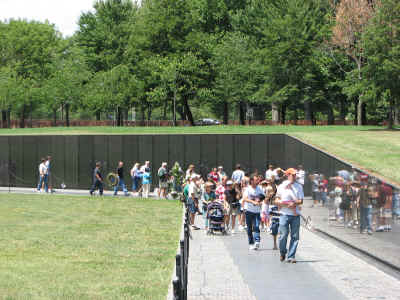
[270,219,279,236]
[226,203,240,216]
[187,198,197,214]
[381,208,392,218]
[159,181,168,189]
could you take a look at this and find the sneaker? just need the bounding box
[249,244,256,250]
[375,226,384,232]
[273,246,278,250]
[231,229,235,234]
[191,225,200,230]
[287,258,297,264]
[90,191,93,196]
[254,242,260,250]
[367,230,373,235]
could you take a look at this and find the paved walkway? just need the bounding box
[188,208,400,300]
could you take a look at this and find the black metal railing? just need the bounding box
[172,205,190,300]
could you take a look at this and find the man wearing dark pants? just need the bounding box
[114,161,129,196]
[90,162,104,196]
[275,168,304,263]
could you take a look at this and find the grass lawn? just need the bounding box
[0,125,399,185]
[0,193,181,300]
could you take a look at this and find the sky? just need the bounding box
[0,0,96,37]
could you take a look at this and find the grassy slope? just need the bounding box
[0,125,398,185]
[0,194,181,300]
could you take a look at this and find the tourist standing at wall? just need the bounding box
[114,161,129,196]
[130,163,141,195]
[232,164,245,184]
[217,166,226,183]
[188,176,201,230]
[275,168,304,263]
[265,164,275,181]
[45,156,53,193]
[296,165,305,186]
[142,167,152,198]
[37,158,49,193]
[157,162,169,199]
[90,162,103,196]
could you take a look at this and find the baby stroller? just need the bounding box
[207,201,227,235]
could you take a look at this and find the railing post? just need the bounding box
[175,254,181,300]
[173,277,180,300]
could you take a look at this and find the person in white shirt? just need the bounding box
[296,165,305,186]
[265,164,275,181]
[188,176,201,230]
[140,161,150,173]
[242,175,264,250]
[37,158,49,193]
[231,164,245,184]
[275,168,304,263]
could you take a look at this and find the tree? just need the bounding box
[0,19,61,127]
[331,0,375,125]
[363,0,400,128]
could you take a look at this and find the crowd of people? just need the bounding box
[309,169,400,234]
[181,163,304,263]
[36,157,399,259]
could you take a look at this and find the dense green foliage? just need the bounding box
[0,0,399,127]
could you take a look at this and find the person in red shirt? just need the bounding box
[208,167,220,184]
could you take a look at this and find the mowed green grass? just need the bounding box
[292,129,400,186]
[0,125,399,184]
[0,193,181,300]
[0,124,383,135]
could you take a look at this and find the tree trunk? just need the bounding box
[19,104,26,128]
[362,102,367,125]
[116,107,122,127]
[293,109,298,125]
[65,103,70,127]
[271,102,279,124]
[52,108,57,127]
[96,111,101,121]
[182,97,194,126]
[223,101,228,125]
[7,107,11,129]
[339,98,347,121]
[387,98,394,129]
[140,102,145,126]
[357,98,363,126]
[357,62,364,126]
[163,100,168,120]
[177,105,185,121]
[327,105,334,125]
[147,104,152,121]
[1,110,7,128]
[354,99,358,125]
[280,104,286,125]
[29,101,33,128]
[394,102,399,126]
[239,101,246,125]
[304,101,312,124]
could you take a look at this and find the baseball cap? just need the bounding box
[226,180,233,185]
[285,168,297,176]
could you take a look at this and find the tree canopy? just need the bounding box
[1,0,399,127]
